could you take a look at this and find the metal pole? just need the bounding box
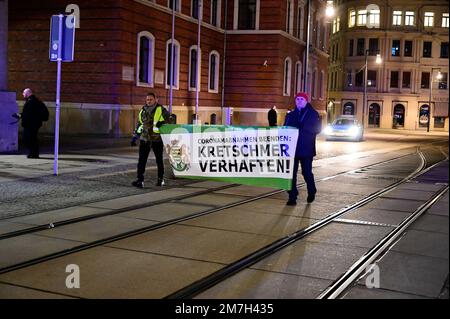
[221,0,228,124]
[195,0,202,124]
[427,69,433,132]
[303,0,311,93]
[169,1,175,114]
[54,14,63,176]
[363,50,368,128]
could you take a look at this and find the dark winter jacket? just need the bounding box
[268,108,277,126]
[284,103,322,158]
[21,95,47,129]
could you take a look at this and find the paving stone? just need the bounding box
[410,214,449,234]
[181,208,317,237]
[106,224,275,264]
[343,286,428,299]
[196,268,332,299]
[360,251,449,298]
[85,188,201,209]
[364,198,425,213]
[215,184,277,197]
[0,221,33,236]
[0,234,83,269]
[305,222,392,249]
[5,206,110,226]
[35,216,157,243]
[0,246,224,298]
[400,182,445,192]
[390,230,449,259]
[340,207,411,226]
[178,193,249,207]
[250,241,367,281]
[381,189,438,201]
[119,202,214,222]
[185,181,234,188]
[314,181,383,196]
[426,201,449,217]
[0,282,74,299]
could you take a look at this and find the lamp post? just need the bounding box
[427,68,442,132]
[362,49,382,128]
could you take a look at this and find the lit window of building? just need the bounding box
[368,9,380,27]
[357,10,367,26]
[405,11,415,26]
[349,10,356,27]
[442,13,449,28]
[393,11,402,25]
[424,12,434,27]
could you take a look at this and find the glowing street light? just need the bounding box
[326,1,335,18]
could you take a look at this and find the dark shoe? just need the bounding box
[286,200,297,206]
[307,193,315,203]
[156,178,165,186]
[132,180,144,188]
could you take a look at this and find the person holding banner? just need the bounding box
[284,92,322,206]
[131,92,170,188]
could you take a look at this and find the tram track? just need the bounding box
[0,148,428,276]
[164,149,448,299]
[0,147,423,242]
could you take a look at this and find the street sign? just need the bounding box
[49,15,75,62]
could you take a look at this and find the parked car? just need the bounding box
[323,116,364,141]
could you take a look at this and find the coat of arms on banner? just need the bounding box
[165,138,191,172]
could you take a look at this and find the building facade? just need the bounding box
[6,0,330,136]
[328,0,449,131]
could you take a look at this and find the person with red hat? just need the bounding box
[284,92,322,205]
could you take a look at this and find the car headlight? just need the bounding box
[348,126,360,136]
[324,126,333,135]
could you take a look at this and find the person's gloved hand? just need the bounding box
[130,135,138,146]
[12,113,21,119]
[155,121,164,128]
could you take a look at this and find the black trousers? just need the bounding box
[288,157,316,201]
[137,140,164,182]
[23,127,40,157]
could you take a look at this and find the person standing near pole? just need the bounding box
[131,92,170,188]
[13,88,49,158]
[284,92,321,206]
[268,105,277,126]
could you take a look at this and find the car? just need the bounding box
[323,116,364,141]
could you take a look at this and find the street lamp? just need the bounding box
[325,1,335,18]
[362,49,382,128]
[427,68,442,132]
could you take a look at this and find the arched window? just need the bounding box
[343,102,355,115]
[166,39,180,89]
[419,104,430,128]
[295,61,302,94]
[319,70,325,99]
[393,104,405,127]
[368,103,380,127]
[208,51,220,93]
[283,57,292,96]
[189,45,201,91]
[137,31,155,87]
[286,0,294,34]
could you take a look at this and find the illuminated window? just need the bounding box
[357,10,367,26]
[349,10,356,27]
[424,12,434,27]
[368,9,380,27]
[442,13,449,28]
[393,11,402,25]
[405,11,415,26]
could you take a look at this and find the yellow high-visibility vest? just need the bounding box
[137,105,163,134]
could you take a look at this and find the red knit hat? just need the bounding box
[295,92,309,101]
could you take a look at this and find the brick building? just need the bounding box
[6,0,330,136]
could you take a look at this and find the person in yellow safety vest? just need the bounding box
[131,92,170,188]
